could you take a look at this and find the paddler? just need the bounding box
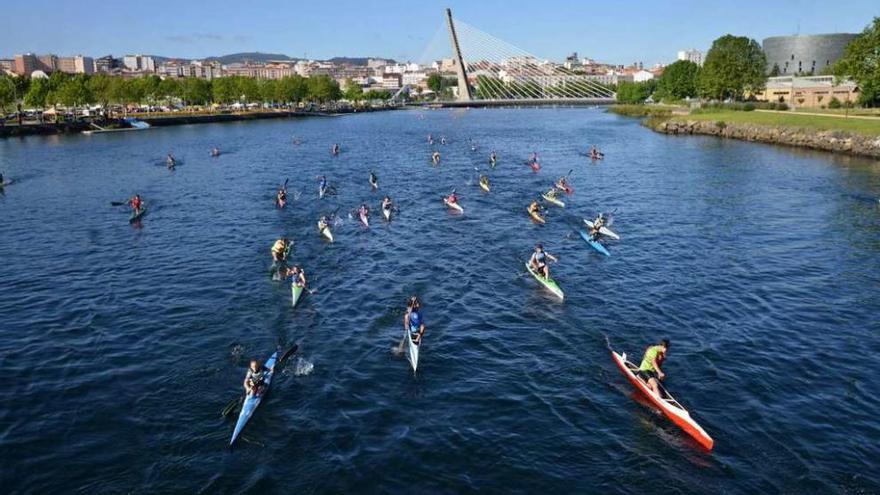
[427,133,433,144]
[382,196,393,213]
[166,152,176,168]
[589,213,606,238]
[271,237,291,263]
[479,175,490,190]
[211,147,220,157]
[527,200,542,217]
[243,359,268,396]
[318,215,331,235]
[589,145,604,159]
[544,187,560,200]
[369,171,378,189]
[128,194,143,215]
[556,176,572,194]
[358,203,370,222]
[403,295,426,344]
[331,143,340,156]
[490,150,497,167]
[440,136,447,145]
[318,175,329,196]
[432,151,441,165]
[276,187,287,207]
[282,265,307,288]
[529,243,558,279]
[638,338,670,396]
[445,189,459,206]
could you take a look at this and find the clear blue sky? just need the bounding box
[1,0,877,64]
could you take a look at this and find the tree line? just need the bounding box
[0,72,399,117]
[619,18,880,108]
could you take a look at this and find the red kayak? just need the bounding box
[611,350,714,450]
[529,162,540,172]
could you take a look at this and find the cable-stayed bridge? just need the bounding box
[427,9,615,106]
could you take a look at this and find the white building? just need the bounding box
[677,49,703,66]
[123,55,155,72]
[633,70,655,82]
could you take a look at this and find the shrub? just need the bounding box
[743,102,755,111]
[828,97,842,109]
[777,102,789,111]
[716,120,727,129]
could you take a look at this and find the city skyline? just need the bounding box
[2,0,878,65]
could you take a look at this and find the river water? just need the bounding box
[0,108,878,494]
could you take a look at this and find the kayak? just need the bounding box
[318,222,334,242]
[370,178,378,190]
[444,198,463,213]
[579,230,610,257]
[583,219,620,240]
[529,162,540,172]
[525,261,564,300]
[528,208,546,224]
[360,211,369,228]
[291,283,304,307]
[405,326,420,373]
[230,351,279,447]
[276,198,286,209]
[610,350,714,450]
[541,193,565,208]
[319,186,326,199]
[479,180,490,192]
[383,207,392,221]
[0,179,14,187]
[129,208,146,223]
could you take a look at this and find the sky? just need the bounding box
[1,0,877,65]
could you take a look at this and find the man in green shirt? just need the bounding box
[638,339,670,396]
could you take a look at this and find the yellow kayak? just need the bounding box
[528,208,546,224]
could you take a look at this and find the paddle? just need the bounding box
[110,200,128,206]
[221,344,300,418]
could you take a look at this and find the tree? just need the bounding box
[364,89,391,100]
[87,74,113,113]
[54,74,93,116]
[343,78,364,101]
[212,77,237,104]
[0,75,16,113]
[157,78,181,107]
[24,77,51,109]
[834,17,880,106]
[427,73,443,93]
[276,75,308,103]
[235,76,261,103]
[655,60,701,101]
[698,34,767,100]
[307,75,341,102]
[181,77,212,106]
[616,81,652,104]
[769,63,781,77]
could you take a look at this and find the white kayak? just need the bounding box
[405,326,420,373]
[360,211,369,228]
[542,193,564,208]
[230,351,278,447]
[583,219,620,240]
[291,283,304,307]
[318,222,334,242]
[383,207,392,221]
[444,198,464,213]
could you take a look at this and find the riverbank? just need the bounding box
[0,106,398,138]
[610,105,880,159]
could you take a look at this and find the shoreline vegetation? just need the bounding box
[609,104,880,159]
[0,105,398,138]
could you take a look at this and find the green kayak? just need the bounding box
[525,262,564,300]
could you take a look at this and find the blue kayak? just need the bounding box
[230,351,278,447]
[579,231,610,257]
